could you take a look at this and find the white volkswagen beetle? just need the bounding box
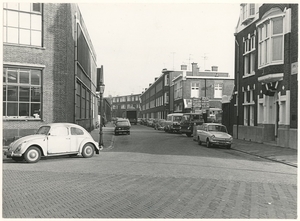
[4,123,100,163]
[196,123,233,149]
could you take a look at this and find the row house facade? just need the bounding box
[232,3,298,148]
[140,69,181,119]
[140,63,234,119]
[3,3,99,144]
[111,94,141,118]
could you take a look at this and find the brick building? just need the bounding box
[3,3,99,144]
[232,3,298,148]
[111,94,141,119]
[140,64,234,119]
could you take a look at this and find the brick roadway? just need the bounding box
[3,125,297,219]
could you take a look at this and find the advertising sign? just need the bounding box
[184,97,210,110]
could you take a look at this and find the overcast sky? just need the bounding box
[78,2,241,97]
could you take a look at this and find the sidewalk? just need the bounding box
[91,123,297,168]
[231,139,297,167]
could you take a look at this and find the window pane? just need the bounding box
[31,70,41,85]
[273,17,283,35]
[6,3,18,10]
[3,69,7,83]
[19,13,30,29]
[31,30,41,46]
[19,70,30,84]
[3,102,6,116]
[31,103,40,118]
[19,3,31,12]
[19,103,29,116]
[7,103,18,116]
[3,10,7,26]
[32,3,41,13]
[7,27,18,44]
[31,14,41,30]
[31,87,41,102]
[7,70,17,83]
[3,27,7,42]
[3,85,7,101]
[20,29,30,45]
[7,10,18,27]
[19,86,30,102]
[272,36,283,61]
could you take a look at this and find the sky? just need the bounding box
[78,2,241,97]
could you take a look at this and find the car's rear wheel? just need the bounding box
[206,139,211,148]
[186,133,192,137]
[12,156,24,162]
[82,143,95,158]
[24,146,41,163]
[127,131,130,135]
[227,144,231,149]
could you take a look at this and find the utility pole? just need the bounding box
[188,54,192,70]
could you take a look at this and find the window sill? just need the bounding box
[258,61,284,69]
[4,43,45,50]
[242,102,255,106]
[3,117,42,121]
[243,73,255,78]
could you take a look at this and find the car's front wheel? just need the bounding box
[206,139,211,148]
[227,144,231,149]
[198,137,202,145]
[82,143,95,158]
[24,146,41,163]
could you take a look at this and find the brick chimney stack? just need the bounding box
[192,63,199,75]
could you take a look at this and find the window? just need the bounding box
[243,90,255,126]
[165,74,169,86]
[76,81,91,120]
[191,83,199,98]
[214,84,223,98]
[242,3,255,21]
[258,9,284,67]
[3,67,41,119]
[71,127,84,135]
[3,3,42,46]
[174,81,182,99]
[51,126,68,136]
[243,35,256,76]
[164,92,169,104]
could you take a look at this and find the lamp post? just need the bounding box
[99,84,105,149]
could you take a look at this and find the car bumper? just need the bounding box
[210,140,232,146]
[4,150,22,158]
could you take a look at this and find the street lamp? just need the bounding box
[99,84,105,149]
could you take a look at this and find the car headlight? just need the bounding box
[210,135,216,141]
[15,142,26,152]
[228,137,233,141]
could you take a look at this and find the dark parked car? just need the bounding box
[114,119,131,135]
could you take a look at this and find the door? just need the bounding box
[47,126,71,154]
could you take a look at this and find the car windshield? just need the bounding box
[36,126,50,135]
[208,125,227,133]
[117,122,129,126]
[174,116,182,122]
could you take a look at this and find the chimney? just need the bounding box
[192,63,198,75]
[181,65,187,70]
[212,66,218,71]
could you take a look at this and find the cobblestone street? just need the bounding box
[3,168,297,218]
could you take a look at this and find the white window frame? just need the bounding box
[257,11,284,68]
[243,34,256,77]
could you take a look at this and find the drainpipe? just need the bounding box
[235,37,240,139]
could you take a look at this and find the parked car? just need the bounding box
[4,123,100,163]
[164,113,183,133]
[146,118,155,127]
[154,119,166,130]
[114,119,131,135]
[196,123,232,149]
[180,113,205,137]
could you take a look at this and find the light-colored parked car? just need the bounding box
[154,119,166,130]
[196,123,233,149]
[4,123,100,163]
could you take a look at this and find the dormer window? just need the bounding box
[241,3,256,25]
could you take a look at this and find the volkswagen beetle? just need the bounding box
[4,123,100,163]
